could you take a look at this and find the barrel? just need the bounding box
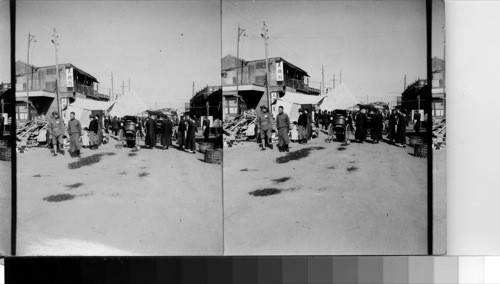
[333,116,346,126]
[198,142,214,153]
[204,149,222,164]
[414,143,428,158]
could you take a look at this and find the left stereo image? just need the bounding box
[3,0,223,256]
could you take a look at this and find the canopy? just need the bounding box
[319,83,360,111]
[274,99,301,123]
[108,90,150,117]
[280,91,325,105]
[62,98,114,127]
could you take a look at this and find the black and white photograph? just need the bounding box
[222,0,443,255]
[13,0,223,255]
[0,0,12,257]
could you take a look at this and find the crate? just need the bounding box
[204,149,222,164]
[409,136,425,147]
[198,142,214,153]
[0,146,12,161]
[414,143,428,158]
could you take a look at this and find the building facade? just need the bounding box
[221,55,320,117]
[189,85,222,119]
[14,61,108,120]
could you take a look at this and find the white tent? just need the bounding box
[108,90,150,117]
[280,92,325,105]
[62,98,114,127]
[319,83,360,111]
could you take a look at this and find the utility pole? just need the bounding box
[339,70,342,84]
[236,26,246,115]
[111,72,114,101]
[262,21,270,109]
[27,32,36,120]
[443,25,446,117]
[367,95,369,104]
[321,65,325,95]
[404,74,407,91]
[333,74,336,89]
[192,82,195,97]
[121,81,125,97]
[128,77,130,91]
[51,28,60,114]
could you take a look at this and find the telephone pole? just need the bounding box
[321,65,325,95]
[192,82,195,97]
[121,81,125,97]
[404,74,407,91]
[339,70,342,84]
[236,26,246,115]
[51,28,60,114]
[128,77,130,91]
[261,21,270,109]
[27,32,36,120]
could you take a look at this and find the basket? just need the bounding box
[198,142,214,153]
[204,149,222,164]
[414,143,428,158]
[409,135,425,147]
[0,146,12,161]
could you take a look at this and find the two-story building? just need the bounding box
[221,55,320,117]
[14,61,109,121]
[189,85,222,119]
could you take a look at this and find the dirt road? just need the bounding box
[17,138,222,255]
[0,160,11,255]
[223,132,428,255]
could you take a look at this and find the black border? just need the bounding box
[426,0,434,255]
[9,0,16,257]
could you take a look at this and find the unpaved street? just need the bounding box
[223,132,428,255]
[17,138,222,255]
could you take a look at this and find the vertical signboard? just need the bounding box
[276,61,284,82]
[66,67,74,88]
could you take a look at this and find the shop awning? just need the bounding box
[223,84,266,96]
[15,90,56,99]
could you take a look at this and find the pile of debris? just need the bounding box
[16,116,49,148]
[223,110,257,147]
[432,118,446,150]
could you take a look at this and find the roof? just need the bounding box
[279,91,325,105]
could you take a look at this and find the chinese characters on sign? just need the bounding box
[276,61,284,82]
[66,68,74,88]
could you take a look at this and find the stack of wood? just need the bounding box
[16,117,49,148]
[223,111,257,147]
[432,118,446,149]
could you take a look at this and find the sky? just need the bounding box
[13,0,221,110]
[222,0,442,105]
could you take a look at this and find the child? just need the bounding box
[327,116,335,143]
[290,121,299,142]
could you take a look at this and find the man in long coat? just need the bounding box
[396,109,408,147]
[67,111,82,158]
[370,110,383,144]
[276,106,290,152]
[145,114,157,149]
[202,116,210,142]
[297,108,308,144]
[355,108,368,143]
[161,116,173,150]
[177,115,187,149]
[388,109,398,144]
[88,115,99,149]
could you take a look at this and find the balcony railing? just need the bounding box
[282,77,307,92]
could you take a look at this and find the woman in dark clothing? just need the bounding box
[145,115,157,149]
[177,116,187,149]
[305,109,312,140]
[388,109,398,144]
[355,109,368,143]
[111,116,120,136]
[161,116,173,150]
[396,110,408,147]
[185,115,197,153]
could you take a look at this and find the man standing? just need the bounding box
[370,109,383,144]
[48,111,66,156]
[276,106,290,152]
[256,105,273,150]
[161,116,173,150]
[355,108,368,143]
[202,116,210,142]
[177,114,187,150]
[111,116,119,136]
[0,113,4,139]
[396,109,408,147]
[88,115,99,150]
[388,109,398,144]
[185,114,198,153]
[67,111,82,158]
[297,108,308,144]
[413,110,421,134]
[145,114,157,149]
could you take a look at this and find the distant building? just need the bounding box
[14,61,109,121]
[401,57,445,117]
[221,55,320,117]
[189,85,222,119]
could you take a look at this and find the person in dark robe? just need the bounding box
[95,114,103,145]
[67,111,82,158]
[177,115,187,149]
[161,116,173,150]
[370,110,383,144]
[355,108,368,143]
[276,106,290,152]
[202,116,210,141]
[185,115,197,153]
[111,116,119,136]
[88,114,99,150]
[396,109,408,147]
[305,109,312,140]
[0,114,4,139]
[388,109,398,144]
[145,114,157,149]
[413,111,422,134]
[297,109,308,144]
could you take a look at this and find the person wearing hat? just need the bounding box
[88,114,99,149]
[67,111,82,158]
[47,110,66,156]
[256,105,274,150]
[276,105,290,152]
